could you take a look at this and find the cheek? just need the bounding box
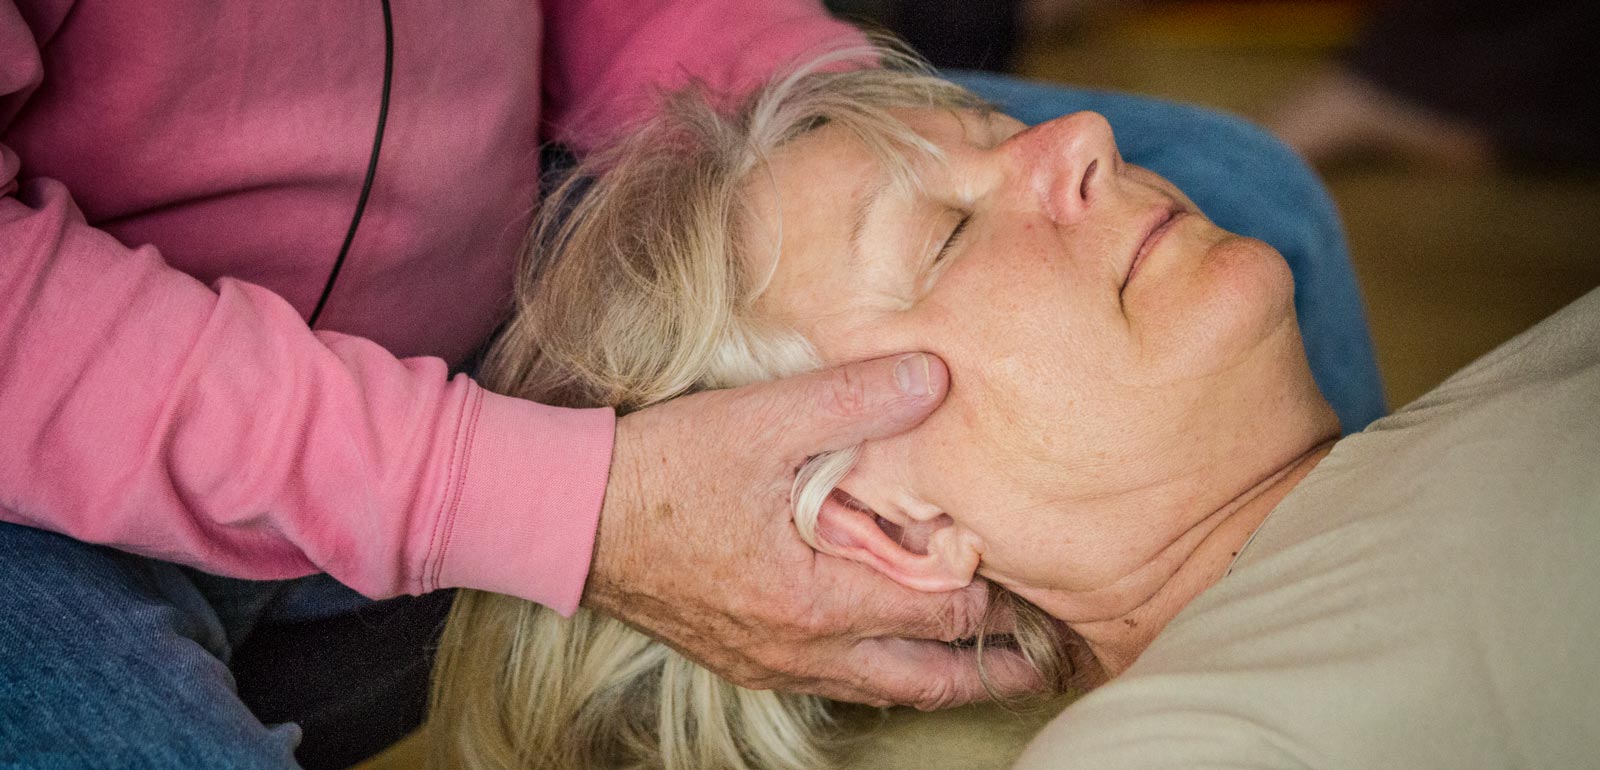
[909,277,1133,494]
[901,361,1075,527]
[925,261,1081,378]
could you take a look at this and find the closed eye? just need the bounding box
[935,214,970,264]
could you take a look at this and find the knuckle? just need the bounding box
[939,595,983,643]
[912,679,963,711]
[821,366,871,420]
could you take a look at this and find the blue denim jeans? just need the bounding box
[0,75,1386,770]
[0,521,452,770]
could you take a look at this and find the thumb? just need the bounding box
[756,353,949,458]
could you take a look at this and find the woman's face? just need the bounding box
[744,108,1332,618]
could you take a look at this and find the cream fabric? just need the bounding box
[1016,288,1600,769]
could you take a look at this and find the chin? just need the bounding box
[1200,233,1295,335]
[1143,233,1295,373]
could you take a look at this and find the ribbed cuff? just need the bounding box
[429,387,615,616]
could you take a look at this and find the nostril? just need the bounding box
[1080,158,1098,203]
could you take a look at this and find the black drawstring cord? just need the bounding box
[309,0,394,328]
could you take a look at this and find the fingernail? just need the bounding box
[895,354,932,397]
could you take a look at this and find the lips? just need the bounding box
[1123,204,1183,291]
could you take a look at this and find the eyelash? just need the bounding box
[935,214,970,263]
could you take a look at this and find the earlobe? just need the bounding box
[814,490,980,592]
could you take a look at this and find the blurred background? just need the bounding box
[361,2,1596,767]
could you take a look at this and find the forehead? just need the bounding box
[743,112,928,332]
[757,107,1002,195]
[746,118,882,240]
[742,107,1011,309]
[749,110,928,232]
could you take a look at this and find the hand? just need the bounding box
[584,353,1043,709]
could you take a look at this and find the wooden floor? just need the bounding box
[358,4,1599,768]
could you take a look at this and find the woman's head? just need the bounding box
[432,45,1335,770]
[434,50,1074,770]
[740,101,1339,624]
[482,52,983,412]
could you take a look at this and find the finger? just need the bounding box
[837,637,1048,709]
[814,555,991,641]
[749,353,950,458]
[971,582,1021,635]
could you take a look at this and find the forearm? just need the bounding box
[0,174,613,609]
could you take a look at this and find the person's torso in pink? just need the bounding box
[0,0,859,611]
[13,2,544,362]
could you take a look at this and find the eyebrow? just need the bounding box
[846,175,892,271]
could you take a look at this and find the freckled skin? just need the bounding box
[744,109,1338,655]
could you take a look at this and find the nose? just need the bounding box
[1002,111,1120,225]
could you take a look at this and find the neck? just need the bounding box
[1058,437,1337,680]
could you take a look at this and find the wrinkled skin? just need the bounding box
[743,108,1339,671]
[585,105,1338,700]
[585,353,1040,708]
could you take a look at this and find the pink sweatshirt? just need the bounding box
[0,0,860,614]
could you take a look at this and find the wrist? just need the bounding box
[584,410,649,615]
[434,391,614,615]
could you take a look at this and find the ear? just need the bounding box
[814,489,981,592]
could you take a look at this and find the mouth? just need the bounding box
[1122,204,1184,293]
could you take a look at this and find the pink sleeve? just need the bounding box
[539,0,867,151]
[0,3,613,615]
